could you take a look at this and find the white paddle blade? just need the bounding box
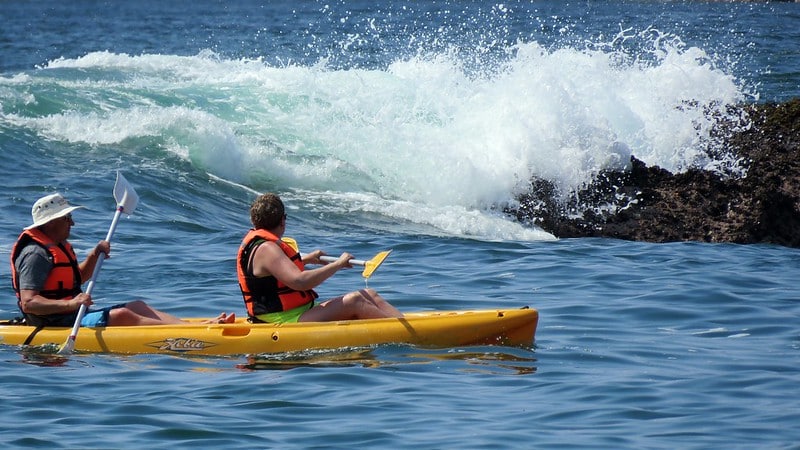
[57,335,77,354]
[114,171,139,215]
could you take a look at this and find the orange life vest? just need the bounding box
[236,229,317,317]
[10,228,82,308]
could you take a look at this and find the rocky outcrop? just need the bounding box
[506,99,800,247]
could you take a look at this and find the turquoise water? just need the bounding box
[2,1,800,448]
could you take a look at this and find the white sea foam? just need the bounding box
[0,30,747,240]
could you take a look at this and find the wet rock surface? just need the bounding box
[506,98,800,247]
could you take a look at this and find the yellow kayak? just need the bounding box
[0,307,538,356]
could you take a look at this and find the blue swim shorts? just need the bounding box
[80,303,127,327]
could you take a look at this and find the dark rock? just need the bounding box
[506,98,800,247]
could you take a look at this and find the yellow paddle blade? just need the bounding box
[281,237,299,252]
[362,250,392,279]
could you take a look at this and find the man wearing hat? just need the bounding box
[10,193,234,327]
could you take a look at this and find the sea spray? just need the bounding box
[0,20,750,240]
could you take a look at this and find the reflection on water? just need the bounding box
[236,347,381,371]
[9,342,537,374]
[407,348,539,376]
[237,345,538,375]
[17,345,70,367]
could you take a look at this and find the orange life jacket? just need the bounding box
[236,229,317,317]
[10,229,82,309]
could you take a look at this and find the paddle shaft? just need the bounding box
[308,250,391,279]
[62,206,123,347]
[315,254,369,266]
[286,238,390,278]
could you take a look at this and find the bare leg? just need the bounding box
[360,289,403,318]
[299,289,402,322]
[107,301,236,325]
[124,300,184,323]
[106,306,175,326]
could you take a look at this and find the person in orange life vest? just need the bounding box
[237,193,403,324]
[11,193,235,327]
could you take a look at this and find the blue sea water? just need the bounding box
[1,0,800,448]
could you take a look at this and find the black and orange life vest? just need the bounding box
[236,229,317,317]
[10,228,82,308]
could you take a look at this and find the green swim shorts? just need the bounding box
[254,302,314,324]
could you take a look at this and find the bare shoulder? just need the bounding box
[251,240,283,276]
[254,239,282,259]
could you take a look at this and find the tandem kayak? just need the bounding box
[0,307,538,356]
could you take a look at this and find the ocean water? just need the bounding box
[1,0,799,448]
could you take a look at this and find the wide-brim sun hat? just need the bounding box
[25,193,85,230]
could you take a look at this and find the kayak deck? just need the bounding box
[0,308,538,356]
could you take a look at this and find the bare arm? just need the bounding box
[14,242,96,315]
[78,240,110,282]
[18,289,93,316]
[252,241,352,291]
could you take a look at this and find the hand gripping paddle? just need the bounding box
[281,237,391,279]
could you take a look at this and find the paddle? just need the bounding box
[281,237,391,279]
[58,171,139,354]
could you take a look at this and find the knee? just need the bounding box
[357,288,380,300]
[342,291,362,304]
[346,289,376,303]
[344,289,385,309]
[341,291,374,309]
[121,300,146,315]
[126,300,147,309]
[108,307,139,326]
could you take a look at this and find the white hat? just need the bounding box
[25,193,85,230]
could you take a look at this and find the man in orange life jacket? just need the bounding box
[237,193,403,324]
[11,193,235,327]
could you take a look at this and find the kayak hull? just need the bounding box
[0,308,538,356]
